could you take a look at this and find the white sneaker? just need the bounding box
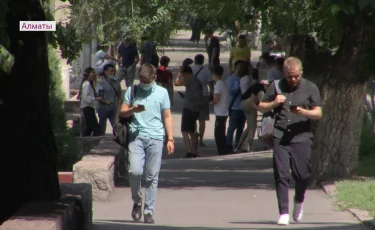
[293,202,303,222]
[277,214,290,225]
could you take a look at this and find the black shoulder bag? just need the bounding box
[112,85,137,147]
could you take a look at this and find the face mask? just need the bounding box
[109,75,115,79]
[140,82,154,91]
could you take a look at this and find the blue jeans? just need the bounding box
[98,107,117,135]
[128,135,163,215]
[226,109,246,149]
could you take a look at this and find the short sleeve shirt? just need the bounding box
[94,50,107,67]
[123,84,170,140]
[140,41,156,64]
[118,43,138,67]
[192,65,213,96]
[230,46,251,67]
[213,80,229,116]
[262,78,322,142]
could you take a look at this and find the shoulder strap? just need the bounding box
[90,82,98,98]
[273,80,283,116]
[129,85,137,106]
[195,67,204,78]
[106,78,120,97]
[195,67,204,92]
[274,80,281,95]
[229,89,241,110]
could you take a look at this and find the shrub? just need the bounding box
[359,122,375,159]
[48,45,81,171]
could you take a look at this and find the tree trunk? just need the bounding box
[310,83,365,182]
[309,15,372,183]
[0,0,60,224]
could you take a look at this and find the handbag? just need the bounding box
[257,80,281,148]
[112,85,137,147]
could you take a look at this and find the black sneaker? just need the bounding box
[185,152,194,158]
[144,213,155,224]
[185,153,198,158]
[131,203,142,222]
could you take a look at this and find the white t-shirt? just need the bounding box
[213,80,229,116]
[240,76,251,94]
[192,65,213,96]
[94,50,114,73]
[94,50,107,67]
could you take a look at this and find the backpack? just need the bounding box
[112,85,137,147]
[257,80,281,149]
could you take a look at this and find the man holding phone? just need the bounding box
[120,64,174,224]
[256,57,323,226]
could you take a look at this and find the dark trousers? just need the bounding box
[273,137,312,215]
[226,110,246,150]
[82,106,100,136]
[214,116,228,155]
[98,107,117,135]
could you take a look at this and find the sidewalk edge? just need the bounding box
[320,181,375,229]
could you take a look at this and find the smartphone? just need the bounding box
[290,105,298,110]
[138,104,145,109]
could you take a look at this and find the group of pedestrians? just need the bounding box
[77,32,323,226]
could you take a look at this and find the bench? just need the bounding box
[0,183,92,230]
[73,138,124,201]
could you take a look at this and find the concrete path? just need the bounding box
[95,31,368,229]
[93,152,367,229]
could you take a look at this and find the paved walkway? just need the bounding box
[95,31,368,229]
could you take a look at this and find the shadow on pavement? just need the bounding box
[93,220,367,230]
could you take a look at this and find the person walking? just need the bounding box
[256,57,323,225]
[117,36,139,88]
[79,67,103,136]
[156,56,174,106]
[97,64,122,135]
[120,64,174,224]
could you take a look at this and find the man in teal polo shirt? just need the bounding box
[120,64,174,224]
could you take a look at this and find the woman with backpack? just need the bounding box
[156,56,174,106]
[79,67,104,136]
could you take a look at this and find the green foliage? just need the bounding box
[180,0,259,44]
[44,2,83,64]
[48,45,81,171]
[359,122,375,159]
[259,0,375,51]
[68,0,180,47]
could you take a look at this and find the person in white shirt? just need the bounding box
[94,45,119,75]
[210,65,229,155]
[191,54,214,147]
[79,67,104,136]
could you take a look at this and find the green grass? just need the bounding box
[334,179,375,217]
[333,156,375,217]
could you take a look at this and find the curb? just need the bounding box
[320,181,375,229]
